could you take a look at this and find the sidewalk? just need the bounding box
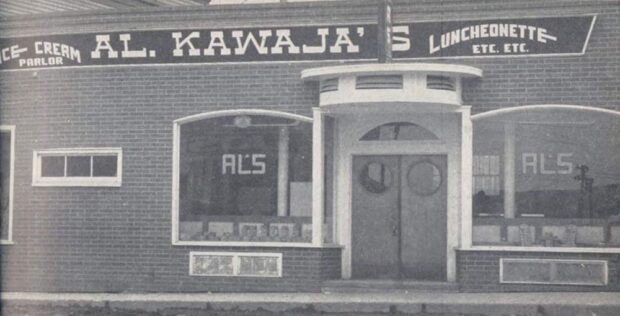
[2,291,620,315]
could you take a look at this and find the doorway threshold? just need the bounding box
[321,279,459,293]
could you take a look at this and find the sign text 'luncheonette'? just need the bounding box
[0,16,595,70]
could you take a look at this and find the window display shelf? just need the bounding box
[179,216,314,243]
[473,217,620,248]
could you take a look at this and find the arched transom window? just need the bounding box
[360,122,438,141]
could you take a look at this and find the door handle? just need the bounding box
[392,225,399,236]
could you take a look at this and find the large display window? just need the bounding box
[0,126,14,244]
[472,106,620,248]
[175,112,315,244]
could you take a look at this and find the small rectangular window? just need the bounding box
[33,148,122,187]
[473,155,501,196]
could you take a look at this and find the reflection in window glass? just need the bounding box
[360,162,392,194]
[178,115,313,243]
[472,108,620,248]
[41,156,65,177]
[408,161,441,196]
[67,156,91,177]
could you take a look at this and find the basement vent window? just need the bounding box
[427,75,456,91]
[32,148,122,187]
[189,252,282,277]
[319,78,339,93]
[356,75,403,90]
[500,258,608,286]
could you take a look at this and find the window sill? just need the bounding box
[0,240,14,245]
[32,178,121,187]
[462,245,620,253]
[173,240,342,248]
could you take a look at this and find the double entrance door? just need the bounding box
[351,155,447,280]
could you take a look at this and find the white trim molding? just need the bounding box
[311,107,324,246]
[0,126,15,244]
[174,109,313,125]
[472,104,620,121]
[462,245,620,254]
[301,63,483,81]
[32,147,122,187]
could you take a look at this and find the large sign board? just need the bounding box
[0,15,595,71]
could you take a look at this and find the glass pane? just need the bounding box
[473,108,620,247]
[360,162,392,194]
[66,156,91,177]
[41,156,65,177]
[93,155,117,177]
[0,132,11,240]
[408,161,442,196]
[178,115,312,242]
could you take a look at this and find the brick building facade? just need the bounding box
[0,0,619,293]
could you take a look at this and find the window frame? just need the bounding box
[499,258,608,286]
[468,105,620,251]
[32,147,122,187]
[172,109,320,248]
[0,126,15,244]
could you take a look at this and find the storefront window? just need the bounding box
[0,127,14,243]
[472,106,620,248]
[177,114,313,243]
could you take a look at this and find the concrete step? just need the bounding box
[321,279,459,293]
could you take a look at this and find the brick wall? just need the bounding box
[0,62,337,292]
[2,243,341,293]
[457,250,620,292]
[0,0,618,293]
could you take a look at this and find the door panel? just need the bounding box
[400,155,447,280]
[351,155,447,280]
[351,156,399,279]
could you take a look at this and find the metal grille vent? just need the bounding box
[356,75,403,90]
[319,78,339,93]
[427,75,456,91]
[190,252,282,277]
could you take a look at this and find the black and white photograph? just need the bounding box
[0,0,618,315]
